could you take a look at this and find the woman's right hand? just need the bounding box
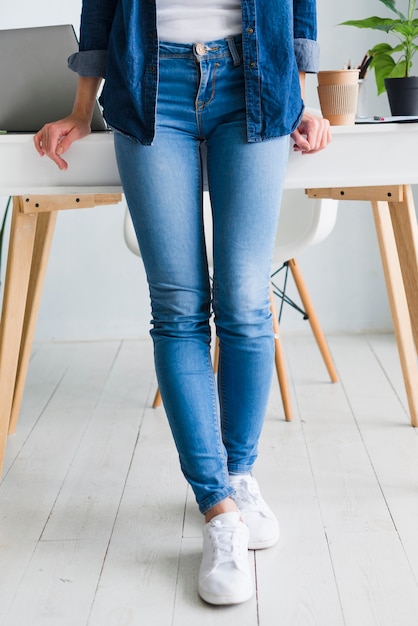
[34,75,103,170]
[33,114,92,171]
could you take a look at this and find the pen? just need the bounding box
[359,55,373,79]
[358,53,368,70]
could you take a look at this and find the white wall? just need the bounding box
[1,0,417,340]
[1,1,83,34]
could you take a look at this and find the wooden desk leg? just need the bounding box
[388,185,418,354]
[372,200,418,427]
[8,210,57,434]
[0,199,38,475]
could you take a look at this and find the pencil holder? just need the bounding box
[356,79,368,118]
[317,70,360,125]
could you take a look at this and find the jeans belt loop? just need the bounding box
[226,36,241,67]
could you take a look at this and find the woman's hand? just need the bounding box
[291,110,331,155]
[34,76,103,170]
[33,115,92,171]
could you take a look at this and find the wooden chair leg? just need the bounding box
[288,258,339,383]
[152,388,162,408]
[270,284,293,421]
[213,335,219,374]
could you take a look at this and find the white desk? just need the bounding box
[1,125,418,476]
[2,124,418,194]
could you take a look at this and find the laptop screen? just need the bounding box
[0,24,107,133]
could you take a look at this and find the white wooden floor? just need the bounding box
[1,333,418,626]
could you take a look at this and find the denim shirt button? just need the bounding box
[247,27,254,34]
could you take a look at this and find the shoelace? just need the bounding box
[209,520,244,568]
[232,479,262,513]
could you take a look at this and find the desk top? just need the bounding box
[1,123,418,195]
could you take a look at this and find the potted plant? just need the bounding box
[341,0,418,115]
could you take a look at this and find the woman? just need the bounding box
[34,0,331,606]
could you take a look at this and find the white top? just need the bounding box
[156,0,242,43]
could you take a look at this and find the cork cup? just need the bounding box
[317,69,360,126]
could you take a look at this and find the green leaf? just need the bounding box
[340,17,401,32]
[369,42,397,53]
[389,59,409,77]
[377,0,406,20]
[369,41,404,59]
[379,0,405,18]
[372,53,396,93]
[392,22,416,36]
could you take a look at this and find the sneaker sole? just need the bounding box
[248,533,279,550]
[198,585,253,606]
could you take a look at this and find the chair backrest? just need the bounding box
[272,189,338,267]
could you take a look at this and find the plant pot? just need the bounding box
[384,76,418,116]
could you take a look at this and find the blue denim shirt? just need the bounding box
[69,0,319,144]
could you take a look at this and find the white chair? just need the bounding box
[123,158,339,421]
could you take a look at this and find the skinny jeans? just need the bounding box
[114,37,290,514]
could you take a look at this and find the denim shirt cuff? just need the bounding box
[67,50,107,77]
[294,39,320,73]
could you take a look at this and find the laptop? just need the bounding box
[0,24,107,133]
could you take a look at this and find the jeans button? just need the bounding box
[195,43,207,56]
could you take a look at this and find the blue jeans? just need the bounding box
[114,37,290,514]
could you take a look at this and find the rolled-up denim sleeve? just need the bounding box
[67,0,117,76]
[294,38,320,73]
[293,0,319,73]
[68,50,107,77]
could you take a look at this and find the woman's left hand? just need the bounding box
[291,110,331,154]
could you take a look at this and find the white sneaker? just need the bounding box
[230,474,280,550]
[198,512,253,605]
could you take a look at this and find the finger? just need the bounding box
[38,134,68,170]
[303,121,324,152]
[53,153,69,170]
[33,131,45,156]
[297,119,331,154]
[42,147,69,170]
[291,129,311,152]
[55,127,83,156]
[311,122,332,153]
[36,126,72,170]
